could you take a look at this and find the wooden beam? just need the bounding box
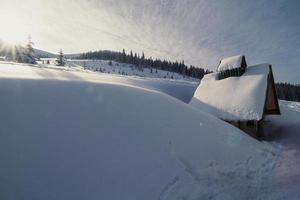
[257,120,265,138]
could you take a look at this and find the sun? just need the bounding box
[0,2,33,45]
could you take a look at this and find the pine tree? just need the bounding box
[24,35,36,64]
[141,52,145,66]
[122,49,126,62]
[57,49,65,66]
[130,50,133,64]
[134,53,137,64]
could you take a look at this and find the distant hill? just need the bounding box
[34,49,56,58]
[64,53,81,59]
[76,50,212,79]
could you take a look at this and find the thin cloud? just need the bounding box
[2,0,299,82]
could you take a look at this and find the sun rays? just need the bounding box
[0,40,26,62]
[0,0,34,45]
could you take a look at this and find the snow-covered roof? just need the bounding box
[217,55,246,71]
[190,64,271,121]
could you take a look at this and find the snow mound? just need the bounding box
[0,63,277,200]
[190,64,270,121]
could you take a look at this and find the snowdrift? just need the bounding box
[0,64,277,200]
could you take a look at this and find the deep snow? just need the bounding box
[0,62,299,199]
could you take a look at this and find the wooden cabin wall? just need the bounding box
[266,79,278,111]
[228,120,264,138]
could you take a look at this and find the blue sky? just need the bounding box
[0,0,299,83]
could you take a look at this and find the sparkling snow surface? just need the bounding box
[0,62,299,200]
[190,64,270,121]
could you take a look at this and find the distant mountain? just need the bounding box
[34,49,56,58]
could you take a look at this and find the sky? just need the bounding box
[0,0,299,83]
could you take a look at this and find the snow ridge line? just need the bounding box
[157,176,179,200]
[169,141,204,184]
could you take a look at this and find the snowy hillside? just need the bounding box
[0,63,300,199]
[36,60,199,103]
[68,59,198,82]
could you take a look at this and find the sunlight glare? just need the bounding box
[0,2,33,44]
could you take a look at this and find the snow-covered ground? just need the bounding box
[262,101,300,199]
[0,62,299,199]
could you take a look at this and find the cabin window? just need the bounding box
[218,67,246,80]
[246,121,254,127]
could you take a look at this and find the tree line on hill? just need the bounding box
[276,83,300,102]
[77,49,211,79]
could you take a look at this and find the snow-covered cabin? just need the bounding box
[39,58,57,65]
[190,55,280,137]
[0,56,6,61]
